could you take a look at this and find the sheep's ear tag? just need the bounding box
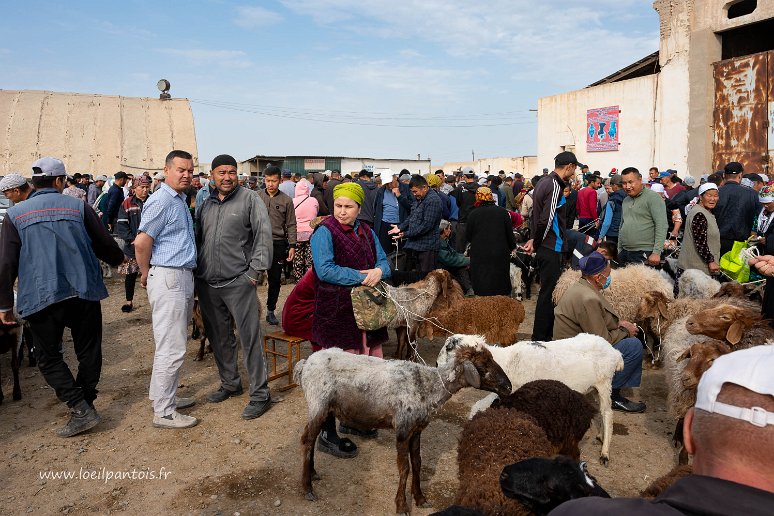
[463,361,480,388]
[726,322,744,346]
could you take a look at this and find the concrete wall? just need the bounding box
[434,156,539,178]
[537,75,658,175]
[0,90,199,176]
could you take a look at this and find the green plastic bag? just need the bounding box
[719,241,750,283]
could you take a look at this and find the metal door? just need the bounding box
[712,51,770,173]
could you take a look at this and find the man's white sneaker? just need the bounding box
[153,411,199,429]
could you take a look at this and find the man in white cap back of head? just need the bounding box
[552,345,774,514]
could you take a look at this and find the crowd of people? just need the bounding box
[0,149,772,513]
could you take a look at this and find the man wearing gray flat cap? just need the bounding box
[0,157,124,438]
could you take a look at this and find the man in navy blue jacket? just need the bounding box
[105,171,129,231]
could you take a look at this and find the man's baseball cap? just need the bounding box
[95,175,108,182]
[659,171,671,178]
[695,345,774,427]
[724,162,744,174]
[683,176,696,186]
[32,157,66,177]
[281,169,292,177]
[153,172,165,180]
[554,151,585,169]
[462,166,475,177]
[247,176,258,184]
[0,173,28,192]
[379,169,395,183]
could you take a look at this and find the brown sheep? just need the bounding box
[685,303,774,349]
[456,408,553,515]
[456,381,598,515]
[712,281,763,303]
[392,269,461,360]
[418,295,525,345]
[491,379,596,460]
[636,290,760,363]
[640,464,693,499]
[670,340,732,464]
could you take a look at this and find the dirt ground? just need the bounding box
[1,278,679,515]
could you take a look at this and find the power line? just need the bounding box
[190,99,537,128]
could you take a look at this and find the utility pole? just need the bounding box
[472,149,475,162]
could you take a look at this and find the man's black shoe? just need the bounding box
[242,399,272,420]
[57,400,101,437]
[206,386,244,403]
[266,311,279,325]
[612,396,646,413]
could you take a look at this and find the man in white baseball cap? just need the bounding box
[0,173,32,204]
[552,345,774,515]
[374,168,413,255]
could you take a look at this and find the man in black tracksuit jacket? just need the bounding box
[451,169,479,252]
[524,152,580,341]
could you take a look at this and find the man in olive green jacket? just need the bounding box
[553,251,646,413]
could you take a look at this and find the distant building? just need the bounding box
[240,155,431,177]
[538,0,774,178]
[0,89,199,176]
[434,156,538,178]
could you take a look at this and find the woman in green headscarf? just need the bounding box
[307,182,392,457]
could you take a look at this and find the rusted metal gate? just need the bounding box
[713,50,773,173]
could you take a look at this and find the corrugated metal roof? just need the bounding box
[0,89,199,176]
[242,154,431,163]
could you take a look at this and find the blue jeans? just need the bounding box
[612,337,643,389]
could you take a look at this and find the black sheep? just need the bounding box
[500,456,610,515]
[491,379,596,459]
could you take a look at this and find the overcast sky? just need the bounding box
[0,1,659,164]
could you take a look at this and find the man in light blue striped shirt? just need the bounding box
[134,150,199,430]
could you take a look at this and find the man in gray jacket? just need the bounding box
[195,154,274,420]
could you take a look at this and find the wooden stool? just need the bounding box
[263,331,306,391]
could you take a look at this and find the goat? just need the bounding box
[190,299,212,361]
[294,335,512,515]
[0,322,22,403]
[510,250,535,300]
[438,334,622,465]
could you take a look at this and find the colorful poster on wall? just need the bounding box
[587,106,620,152]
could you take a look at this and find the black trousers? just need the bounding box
[267,240,288,311]
[125,272,138,301]
[25,298,103,408]
[406,249,438,277]
[455,222,468,252]
[377,221,399,256]
[532,246,563,341]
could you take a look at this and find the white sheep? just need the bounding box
[294,336,512,515]
[677,269,721,298]
[437,334,623,465]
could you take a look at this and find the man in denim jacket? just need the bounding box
[0,157,124,437]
